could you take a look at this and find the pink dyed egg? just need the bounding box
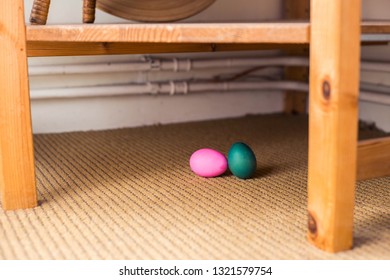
[189,148,228,178]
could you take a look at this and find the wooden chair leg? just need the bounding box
[30,0,51,25]
[83,0,97,23]
[307,0,361,252]
[283,0,310,114]
[0,0,37,210]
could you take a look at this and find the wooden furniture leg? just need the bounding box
[30,0,51,25]
[83,0,97,23]
[0,0,37,210]
[307,0,362,252]
[283,0,310,114]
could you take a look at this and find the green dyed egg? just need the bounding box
[228,142,257,179]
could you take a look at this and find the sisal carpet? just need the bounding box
[0,114,389,259]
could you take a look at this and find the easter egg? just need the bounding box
[190,148,228,178]
[228,142,257,179]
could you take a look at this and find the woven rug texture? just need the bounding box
[0,114,389,259]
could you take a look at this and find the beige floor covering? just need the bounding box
[0,114,389,259]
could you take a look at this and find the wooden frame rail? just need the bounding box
[357,137,390,181]
[25,21,390,57]
[26,42,306,57]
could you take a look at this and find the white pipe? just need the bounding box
[360,91,390,105]
[29,62,153,75]
[186,81,309,93]
[30,81,308,99]
[28,56,390,76]
[30,80,390,106]
[188,57,309,70]
[361,61,390,73]
[361,34,390,43]
[361,82,390,94]
[28,57,310,76]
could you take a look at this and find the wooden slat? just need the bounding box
[25,21,390,57]
[26,40,386,58]
[283,0,310,114]
[357,137,390,181]
[0,0,37,210]
[361,21,390,34]
[26,42,306,57]
[307,0,361,252]
[26,23,311,44]
[27,42,215,57]
[25,21,390,44]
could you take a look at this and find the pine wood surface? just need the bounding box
[357,137,390,181]
[283,0,310,114]
[361,21,390,33]
[307,0,361,252]
[26,22,311,43]
[0,0,37,210]
[25,21,390,43]
[24,21,390,57]
[26,42,306,57]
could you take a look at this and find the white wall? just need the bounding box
[25,0,285,133]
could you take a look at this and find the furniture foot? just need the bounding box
[83,0,97,23]
[30,0,51,25]
[0,0,37,210]
[308,0,361,252]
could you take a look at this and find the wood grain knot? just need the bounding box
[322,80,331,100]
[308,211,317,237]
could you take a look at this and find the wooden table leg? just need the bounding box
[0,0,37,210]
[308,0,361,252]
